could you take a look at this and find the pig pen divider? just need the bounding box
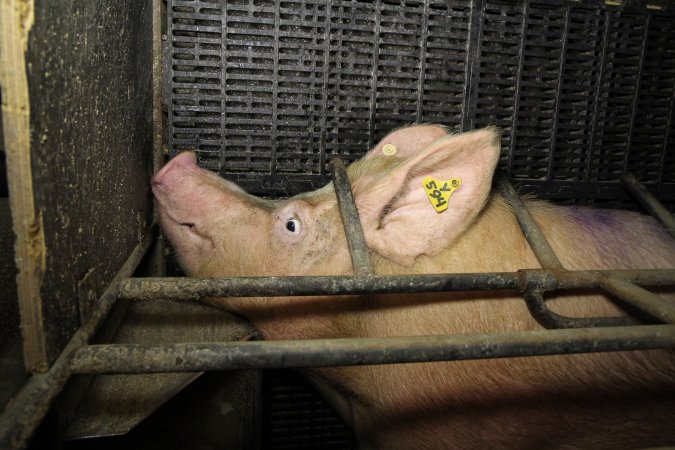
[1,174,675,450]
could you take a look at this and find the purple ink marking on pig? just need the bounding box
[562,205,675,269]
[568,207,617,229]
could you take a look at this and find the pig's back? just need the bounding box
[531,202,675,271]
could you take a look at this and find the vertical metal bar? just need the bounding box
[367,0,382,149]
[318,3,332,177]
[415,0,430,123]
[269,5,280,178]
[622,15,650,176]
[497,173,564,269]
[658,70,675,186]
[218,0,229,174]
[508,1,529,176]
[620,173,675,239]
[584,11,612,183]
[546,6,570,182]
[460,0,484,132]
[330,158,374,275]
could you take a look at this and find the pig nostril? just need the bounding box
[181,222,195,229]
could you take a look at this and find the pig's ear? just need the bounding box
[367,124,449,159]
[356,127,501,266]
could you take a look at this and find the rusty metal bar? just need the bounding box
[118,272,521,300]
[553,268,675,290]
[598,275,675,324]
[497,173,564,270]
[330,158,374,275]
[522,288,639,329]
[117,269,675,302]
[620,172,675,239]
[68,324,675,374]
[0,226,156,450]
[496,174,675,329]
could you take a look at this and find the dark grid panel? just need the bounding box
[473,1,525,163]
[168,0,225,172]
[222,0,278,173]
[418,2,470,127]
[166,0,675,199]
[275,2,328,174]
[510,4,567,180]
[666,76,675,183]
[550,6,605,182]
[587,12,647,182]
[630,16,675,185]
[262,370,355,450]
[372,1,428,138]
[324,1,378,165]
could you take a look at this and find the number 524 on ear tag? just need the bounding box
[423,177,461,213]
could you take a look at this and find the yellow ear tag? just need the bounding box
[382,144,397,156]
[423,177,461,213]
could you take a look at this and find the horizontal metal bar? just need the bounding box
[68,325,675,374]
[621,173,675,239]
[331,158,373,275]
[0,225,156,450]
[117,269,675,301]
[118,272,522,300]
[497,174,564,269]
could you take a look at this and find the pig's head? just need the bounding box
[152,125,501,280]
[151,150,350,278]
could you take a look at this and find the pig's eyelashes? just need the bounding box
[285,218,301,234]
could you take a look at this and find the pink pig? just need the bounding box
[152,125,675,449]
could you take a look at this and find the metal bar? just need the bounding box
[117,269,675,302]
[553,268,675,290]
[620,172,675,239]
[0,226,156,450]
[330,158,374,275]
[599,276,675,324]
[522,288,638,329]
[118,272,522,301]
[68,325,675,374]
[494,175,672,328]
[497,173,564,269]
[521,268,674,329]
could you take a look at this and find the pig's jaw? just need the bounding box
[156,205,216,274]
[157,205,213,246]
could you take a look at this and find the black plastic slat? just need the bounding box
[166,0,675,198]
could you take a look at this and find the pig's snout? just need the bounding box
[152,151,199,188]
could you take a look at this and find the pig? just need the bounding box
[152,125,675,450]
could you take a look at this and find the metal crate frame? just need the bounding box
[1,158,674,450]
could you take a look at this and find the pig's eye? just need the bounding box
[285,218,301,233]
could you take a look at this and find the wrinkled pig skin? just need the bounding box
[153,125,675,450]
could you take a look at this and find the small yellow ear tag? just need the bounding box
[382,144,397,156]
[423,177,461,213]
